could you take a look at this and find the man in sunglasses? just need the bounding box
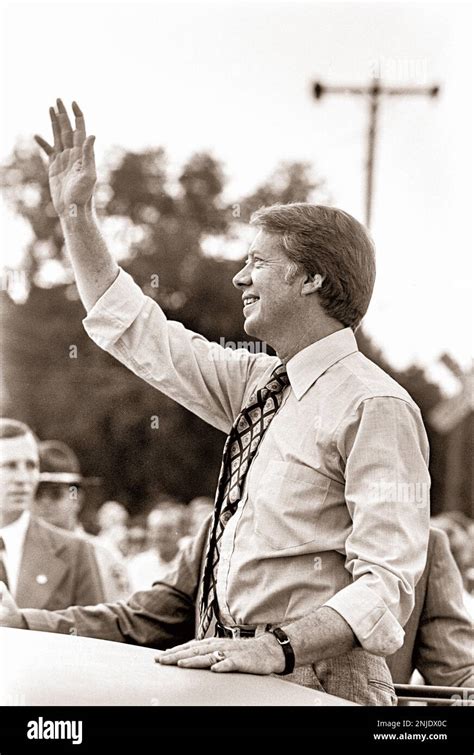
[32,440,131,601]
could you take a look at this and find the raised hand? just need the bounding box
[35,99,97,218]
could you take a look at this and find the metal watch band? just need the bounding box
[268,627,295,676]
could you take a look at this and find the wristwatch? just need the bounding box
[267,626,295,676]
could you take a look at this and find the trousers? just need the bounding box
[277,647,397,706]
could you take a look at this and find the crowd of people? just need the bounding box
[0,424,213,608]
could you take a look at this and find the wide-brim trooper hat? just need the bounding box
[38,440,100,486]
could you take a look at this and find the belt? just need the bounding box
[215,621,268,639]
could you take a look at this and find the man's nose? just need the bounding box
[232,263,251,289]
[12,468,29,484]
[17,463,36,482]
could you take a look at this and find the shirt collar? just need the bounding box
[0,509,30,547]
[286,327,359,400]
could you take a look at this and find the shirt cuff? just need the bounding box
[324,582,405,656]
[82,268,146,350]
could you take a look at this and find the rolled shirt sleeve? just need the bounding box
[82,268,275,434]
[325,396,431,656]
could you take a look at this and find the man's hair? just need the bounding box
[250,203,376,329]
[0,418,36,441]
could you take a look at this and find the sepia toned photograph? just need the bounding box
[0,0,472,746]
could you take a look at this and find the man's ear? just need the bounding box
[301,273,324,296]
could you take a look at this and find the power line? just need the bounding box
[312,79,440,227]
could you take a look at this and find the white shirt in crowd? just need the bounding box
[127,549,178,592]
[0,510,30,598]
[75,526,131,601]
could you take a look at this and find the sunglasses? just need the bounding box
[36,483,81,502]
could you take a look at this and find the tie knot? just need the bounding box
[270,362,288,379]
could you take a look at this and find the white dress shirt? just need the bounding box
[82,268,431,656]
[0,510,30,598]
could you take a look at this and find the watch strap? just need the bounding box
[268,626,295,676]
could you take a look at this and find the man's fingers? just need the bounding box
[158,645,205,664]
[157,638,219,663]
[156,638,270,675]
[34,134,54,157]
[56,98,74,148]
[56,98,68,116]
[58,151,70,173]
[49,107,62,151]
[210,657,237,673]
[164,639,214,653]
[177,654,219,669]
[82,135,96,169]
[72,101,87,148]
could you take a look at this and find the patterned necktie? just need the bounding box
[0,537,10,589]
[197,362,289,638]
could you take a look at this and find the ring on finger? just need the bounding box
[212,650,226,663]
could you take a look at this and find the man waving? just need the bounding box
[0,100,431,705]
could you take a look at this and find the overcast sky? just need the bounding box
[1,0,472,391]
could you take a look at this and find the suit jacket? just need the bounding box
[387,527,474,687]
[15,516,104,611]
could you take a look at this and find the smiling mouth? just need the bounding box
[8,490,31,500]
[243,296,259,311]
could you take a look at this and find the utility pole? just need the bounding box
[313,79,440,227]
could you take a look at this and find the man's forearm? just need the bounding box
[60,201,119,312]
[282,606,357,667]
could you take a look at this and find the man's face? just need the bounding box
[0,434,39,526]
[232,230,303,344]
[32,484,80,531]
[98,504,128,531]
